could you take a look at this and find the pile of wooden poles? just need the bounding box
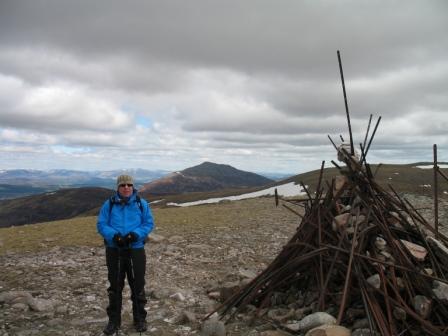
[214,144,448,335]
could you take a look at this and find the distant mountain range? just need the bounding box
[0,168,169,199]
[0,162,273,227]
[140,162,273,195]
[2,161,446,228]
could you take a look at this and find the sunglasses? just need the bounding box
[119,184,133,188]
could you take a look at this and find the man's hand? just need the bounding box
[113,234,126,247]
[124,232,139,245]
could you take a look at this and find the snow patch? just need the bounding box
[167,181,305,207]
[415,164,448,169]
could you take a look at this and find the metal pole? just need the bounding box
[433,144,439,239]
[337,50,354,155]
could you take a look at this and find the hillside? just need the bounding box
[139,161,273,195]
[282,162,448,198]
[0,187,113,228]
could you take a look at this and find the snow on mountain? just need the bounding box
[167,181,305,207]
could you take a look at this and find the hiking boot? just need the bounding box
[103,320,119,335]
[134,320,147,332]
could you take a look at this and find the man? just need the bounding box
[97,174,154,335]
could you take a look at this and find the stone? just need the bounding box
[366,274,381,289]
[374,237,387,251]
[286,312,337,332]
[413,295,431,318]
[219,281,241,302]
[399,240,427,261]
[28,298,55,312]
[170,292,186,301]
[208,291,221,300]
[201,317,226,336]
[427,237,448,265]
[182,310,197,324]
[332,213,351,232]
[0,290,33,304]
[267,308,295,322]
[334,175,348,194]
[147,233,166,243]
[260,331,290,336]
[352,318,368,329]
[168,235,184,243]
[432,280,448,302]
[352,329,380,336]
[238,268,258,280]
[305,324,351,336]
[11,302,29,311]
[393,307,406,321]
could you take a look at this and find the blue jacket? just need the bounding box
[97,190,154,248]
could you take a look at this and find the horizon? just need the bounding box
[1,159,447,177]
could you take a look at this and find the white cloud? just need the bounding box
[0,0,447,173]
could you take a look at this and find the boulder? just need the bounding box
[305,324,351,336]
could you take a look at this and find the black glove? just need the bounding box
[113,234,126,247]
[124,232,139,245]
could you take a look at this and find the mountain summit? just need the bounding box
[139,162,272,195]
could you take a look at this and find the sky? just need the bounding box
[0,1,447,175]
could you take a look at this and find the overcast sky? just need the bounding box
[0,0,447,175]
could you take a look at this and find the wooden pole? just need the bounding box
[433,144,439,239]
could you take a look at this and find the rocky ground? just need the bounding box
[0,198,300,336]
[1,195,447,336]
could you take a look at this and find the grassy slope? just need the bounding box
[0,197,277,255]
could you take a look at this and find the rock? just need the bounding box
[374,237,387,251]
[352,318,368,329]
[170,292,186,301]
[334,175,348,194]
[354,215,366,226]
[28,298,55,312]
[0,290,33,304]
[352,329,380,336]
[305,324,351,336]
[399,240,427,261]
[55,304,68,315]
[366,274,381,289]
[11,302,29,311]
[267,308,295,322]
[427,237,448,265]
[207,291,221,300]
[219,281,241,302]
[332,213,351,232]
[168,235,184,243]
[182,310,197,324]
[432,280,448,302]
[260,331,290,336]
[413,295,431,318]
[238,268,258,280]
[422,268,434,276]
[201,317,226,336]
[147,233,166,243]
[286,312,337,332]
[393,307,406,321]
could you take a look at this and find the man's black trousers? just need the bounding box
[105,247,147,324]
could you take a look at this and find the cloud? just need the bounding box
[0,0,447,173]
